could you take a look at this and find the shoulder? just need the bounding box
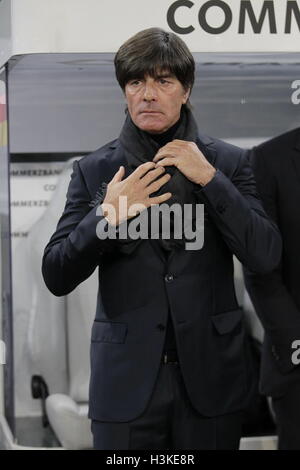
[198,133,245,176]
[76,138,126,185]
[253,128,300,164]
[209,135,243,157]
[77,139,119,172]
[70,139,123,196]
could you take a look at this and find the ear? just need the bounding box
[182,87,190,104]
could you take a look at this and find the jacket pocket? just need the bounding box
[91,320,128,344]
[211,308,243,335]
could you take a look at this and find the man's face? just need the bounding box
[124,71,190,134]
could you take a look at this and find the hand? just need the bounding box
[153,139,216,186]
[101,162,172,225]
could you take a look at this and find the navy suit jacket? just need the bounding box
[244,128,300,398]
[42,133,282,421]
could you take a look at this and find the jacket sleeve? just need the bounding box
[194,148,282,274]
[42,159,113,297]
[243,147,300,374]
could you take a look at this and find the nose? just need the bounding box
[143,82,157,102]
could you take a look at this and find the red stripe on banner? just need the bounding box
[0,103,6,122]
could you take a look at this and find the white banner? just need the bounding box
[3,0,299,65]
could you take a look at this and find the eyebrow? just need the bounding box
[128,73,174,83]
[155,73,174,79]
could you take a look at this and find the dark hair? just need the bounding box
[114,28,195,99]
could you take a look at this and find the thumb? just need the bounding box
[111,165,125,183]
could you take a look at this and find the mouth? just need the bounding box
[140,111,162,115]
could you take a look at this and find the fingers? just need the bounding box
[155,157,176,168]
[153,152,174,163]
[148,192,172,206]
[131,161,156,180]
[153,142,182,162]
[141,165,166,186]
[110,165,125,183]
[146,172,171,195]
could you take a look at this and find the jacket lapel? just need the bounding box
[196,133,217,167]
[104,141,131,179]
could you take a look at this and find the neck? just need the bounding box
[146,112,183,146]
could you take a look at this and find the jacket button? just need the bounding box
[165,274,174,282]
[216,204,226,214]
[156,324,166,331]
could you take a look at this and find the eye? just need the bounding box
[129,79,142,86]
[159,78,169,85]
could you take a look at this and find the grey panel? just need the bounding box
[7,52,300,155]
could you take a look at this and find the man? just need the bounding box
[244,128,300,450]
[42,28,281,450]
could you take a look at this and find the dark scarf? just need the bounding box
[115,105,200,254]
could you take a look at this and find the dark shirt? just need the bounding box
[160,251,177,352]
[146,118,181,353]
